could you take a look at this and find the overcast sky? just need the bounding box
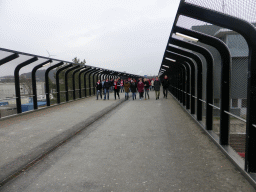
[0,0,181,76]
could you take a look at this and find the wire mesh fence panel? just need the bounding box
[81,89,85,98]
[184,0,256,23]
[75,90,80,99]
[229,120,246,158]
[176,14,250,127]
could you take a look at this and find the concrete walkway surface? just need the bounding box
[0,93,124,185]
[0,91,254,191]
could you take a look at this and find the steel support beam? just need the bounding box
[32,59,52,109]
[14,57,38,113]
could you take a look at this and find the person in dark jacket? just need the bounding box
[103,78,111,100]
[144,78,150,100]
[130,80,137,100]
[154,76,161,100]
[110,78,114,92]
[162,75,170,99]
[95,79,102,100]
[113,79,120,100]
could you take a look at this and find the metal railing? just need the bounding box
[0,48,141,117]
[158,0,256,184]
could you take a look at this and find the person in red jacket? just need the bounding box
[137,79,144,100]
[113,79,120,100]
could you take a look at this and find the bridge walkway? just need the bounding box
[0,91,254,191]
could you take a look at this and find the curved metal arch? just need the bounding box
[167,37,214,131]
[162,62,186,104]
[83,68,95,97]
[72,66,86,100]
[88,69,99,96]
[78,67,91,98]
[178,0,256,172]
[14,57,38,113]
[162,57,189,107]
[167,45,203,120]
[166,48,197,115]
[56,64,73,104]
[32,59,52,110]
[164,51,194,110]
[173,26,232,145]
[45,62,64,106]
[65,65,80,101]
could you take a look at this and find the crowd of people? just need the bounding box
[95,75,170,101]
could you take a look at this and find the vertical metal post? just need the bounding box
[32,59,52,109]
[14,57,38,113]
[65,65,80,102]
[45,62,64,106]
[56,64,72,104]
[72,66,86,100]
[169,38,213,130]
[78,68,91,98]
[164,52,192,110]
[88,69,98,96]
[167,45,202,116]
[84,68,95,97]
[173,26,231,144]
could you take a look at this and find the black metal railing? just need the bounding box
[0,48,140,118]
[158,0,256,184]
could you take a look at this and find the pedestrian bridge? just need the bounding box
[1,0,256,191]
[0,91,254,191]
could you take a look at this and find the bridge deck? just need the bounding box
[1,91,254,191]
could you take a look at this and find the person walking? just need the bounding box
[151,78,154,91]
[124,80,130,100]
[95,79,102,100]
[144,78,150,100]
[137,79,144,100]
[110,78,114,93]
[130,79,137,100]
[102,79,105,88]
[113,79,120,100]
[120,79,124,93]
[149,79,152,91]
[154,76,161,100]
[162,75,170,99]
[103,78,111,100]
